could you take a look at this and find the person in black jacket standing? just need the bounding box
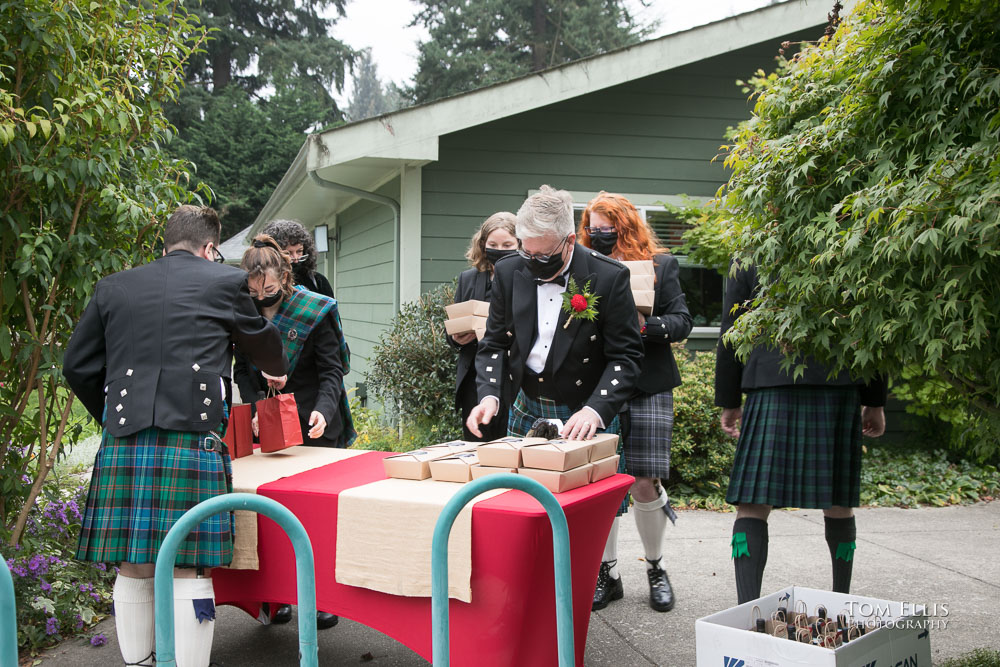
[449,212,518,441]
[63,205,287,667]
[262,219,335,298]
[715,260,887,604]
[579,192,692,613]
[466,184,643,445]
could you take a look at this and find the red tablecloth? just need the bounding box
[212,451,632,666]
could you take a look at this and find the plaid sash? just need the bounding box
[270,287,349,376]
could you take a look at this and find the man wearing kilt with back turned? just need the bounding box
[715,260,886,605]
[63,206,287,667]
[465,184,643,461]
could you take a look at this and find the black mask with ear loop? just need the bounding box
[252,291,282,310]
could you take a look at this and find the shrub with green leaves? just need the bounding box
[666,348,736,507]
[717,0,1000,460]
[367,281,462,437]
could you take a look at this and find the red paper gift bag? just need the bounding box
[255,393,303,453]
[222,404,254,459]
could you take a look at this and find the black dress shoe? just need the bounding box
[272,603,293,624]
[646,558,675,612]
[317,611,340,629]
[592,560,624,611]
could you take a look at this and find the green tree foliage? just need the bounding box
[0,0,208,543]
[345,48,405,122]
[412,0,650,103]
[718,0,1000,460]
[168,0,357,239]
[367,282,461,436]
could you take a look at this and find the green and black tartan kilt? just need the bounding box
[76,426,234,567]
[726,386,863,509]
[509,390,629,514]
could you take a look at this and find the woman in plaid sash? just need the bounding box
[579,193,692,613]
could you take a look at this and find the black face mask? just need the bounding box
[252,291,282,310]
[589,230,618,256]
[525,252,566,281]
[484,248,516,266]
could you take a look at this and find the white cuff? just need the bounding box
[484,395,500,410]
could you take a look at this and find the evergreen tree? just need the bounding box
[168,0,357,238]
[412,0,650,103]
[346,48,405,122]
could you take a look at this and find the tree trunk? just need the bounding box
[211,44,232,92]
[532,0,547,72]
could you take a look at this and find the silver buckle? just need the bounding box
[201,434,223,453]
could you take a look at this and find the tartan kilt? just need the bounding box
[76,426,234,567]
[622,390,673,479]
[726,386,863,509]
[508,390,628,514]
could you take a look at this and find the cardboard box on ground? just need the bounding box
[696,586,932,667]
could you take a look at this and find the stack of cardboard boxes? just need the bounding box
[444,300,490,340]
[383,434,621,493]
[622,259,655,315]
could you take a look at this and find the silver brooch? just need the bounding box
[287,329,298,341]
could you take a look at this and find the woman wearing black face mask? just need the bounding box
[449,212,518,440]
[579,192,692,614]
[233,234,354,629]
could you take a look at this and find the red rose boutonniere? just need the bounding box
[561,277,600,329]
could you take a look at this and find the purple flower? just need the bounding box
[74,614,85,630]
[45,617,59,635]
[40,579,51,593]
[90,633,107,647]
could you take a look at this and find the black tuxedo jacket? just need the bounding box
[714,261,887,409]
[233,311,346,447]
[450,267,491,406]
[476,244,644,426]
[63,250,287,436]
[635,253,693,394]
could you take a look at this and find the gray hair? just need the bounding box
[516,185,575,239]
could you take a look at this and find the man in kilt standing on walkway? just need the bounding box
[466,183,643,448]
[716,260,886,604]
[63,206,287,667]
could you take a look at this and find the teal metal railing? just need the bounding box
[154,493,318,667]
[1,555,17,667]
[430,473,574,667]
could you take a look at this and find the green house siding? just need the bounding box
[335,178,399,383]
[420,32,814,297]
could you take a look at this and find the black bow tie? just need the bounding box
[535,274,567,287]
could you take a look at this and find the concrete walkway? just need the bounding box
[37,502,1000,666]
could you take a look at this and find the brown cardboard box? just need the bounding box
[445,299,490,319]
[633,290,654,315]
[622,259,654,275]
[383,440,478,480]
[474,326,486,341]
[445,315,488,336]
[590,455,620,482]
[478,436,549,468]
[630,274,655,291]
[429,451,480,483]
[520,439,594,471]
[586,433,619,461]
[471,465,519,480]
[519,464,593,493]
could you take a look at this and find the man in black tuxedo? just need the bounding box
[63,205,286,667]
[466,185,643,441]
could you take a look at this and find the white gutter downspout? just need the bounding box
[307,170,401,314]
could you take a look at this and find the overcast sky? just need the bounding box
[330,0,776,105]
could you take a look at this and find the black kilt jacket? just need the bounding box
[475,244,644,426]
[63,249,287,437]
[634,253,693,395]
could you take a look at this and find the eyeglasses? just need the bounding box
[248,287,280,299]
[516,235,569,262]
[291,254,309,264]
[206,244,225,263]
[585,226,615,234]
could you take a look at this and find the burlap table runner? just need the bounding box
[227,447,367,570]
[335,478,504,602]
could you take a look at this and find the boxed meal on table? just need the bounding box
[520,439,594,472]
[477,436,549,468]
[429,451,481,483]
[445,299,490,319]
[519,463,594,493]
[383,440,479,480]
[471,465,519,480]
[590,455,620,482]
[586,433,619,461]
[695,586,932,666]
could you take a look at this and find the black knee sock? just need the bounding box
[732,518,768,604]
[825,516,856,593]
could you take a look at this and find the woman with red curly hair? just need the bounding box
[580,192,692,613]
